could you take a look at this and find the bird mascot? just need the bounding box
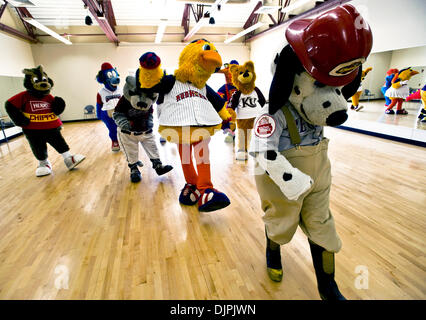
[385,67,419,114]
[350,67,372,112]
[406,84,426,123]
[217,60,239,143]
[136,44,234,212]
[381,68,399,107]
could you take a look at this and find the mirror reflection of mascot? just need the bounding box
[385,67,419,114]
[406,84,426,123]
[350,67,372,112]
[96,62,122,152]
[228,61,266,160]
[5,65,85,177]
[249,5,372,300]
[381,68,399,107]
[138,41,234,212]
[217,60,239,143]
[112,53,173,183]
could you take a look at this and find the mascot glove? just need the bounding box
[256,150,313,201]
[52,96,66,115]
[113,114,132,131]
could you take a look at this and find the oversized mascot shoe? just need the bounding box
[111,141,120,152]
[309,240,346,301]
[154,164,173,176]
[179,183,201,205]
[64,154,85,170]
[266,233,283,282]
[396,109,408,115]
[36,160,52,177]
[129,162,143,183]
[198,188,230,212]
[236,150,248,161]
[224,133,235,143]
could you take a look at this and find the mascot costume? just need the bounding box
[217,60,239,143]
[228,61,266,160]
[350,67,372,112]
[5,65,85,177]
[112,54,173,183]
[381,68,399,107]
[249,5,372,300]
[137,43,234,212]
[406,84,426,123]
[96,62,122,152]
[385,67,419,114]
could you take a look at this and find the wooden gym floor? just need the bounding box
[0,121,424,300]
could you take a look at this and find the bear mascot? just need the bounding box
[5,65,85,177]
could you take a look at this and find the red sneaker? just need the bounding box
[112,141,120,152]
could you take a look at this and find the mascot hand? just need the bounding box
[112,112,131,131]
[52,97,66,115]
[256,150,313,201]
[218,105,235,121]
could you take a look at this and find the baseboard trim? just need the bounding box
[0,131,24,144]
[336,125,426,147]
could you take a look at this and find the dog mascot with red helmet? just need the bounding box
[249,5,372,300]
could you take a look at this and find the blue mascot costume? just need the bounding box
[96,62,122,152]
[381,68,398,107]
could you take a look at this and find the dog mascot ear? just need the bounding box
[341,66,362,100]
[269,45,304,115]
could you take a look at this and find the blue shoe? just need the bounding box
[179,183,201,205]
[198,188,230,212]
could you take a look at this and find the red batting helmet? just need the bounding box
[285,4,373,87]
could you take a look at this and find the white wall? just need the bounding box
[31,43,250,121]
[351,0,426,53]
[389,45,426,71]
[249,26,285,99]
[249,0,426,101]
[0,8,35,77]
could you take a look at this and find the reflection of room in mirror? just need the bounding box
[342,45,426,143]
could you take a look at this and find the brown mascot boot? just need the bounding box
[308,239,346,300]
[265,229,283,282]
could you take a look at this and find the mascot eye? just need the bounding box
[32,76,39,82]
[202,44,211,51]
[42,76,47,81]
[107,71,113,78]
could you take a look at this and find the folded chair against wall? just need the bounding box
[84,105,96,119]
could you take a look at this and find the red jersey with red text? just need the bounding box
[7,91,62,130]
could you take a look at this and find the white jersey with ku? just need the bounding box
[157,81,222,126]
[236,91,264,120]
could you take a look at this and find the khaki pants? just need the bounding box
[254,138,341,252]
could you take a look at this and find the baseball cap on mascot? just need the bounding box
[285,4,373,87]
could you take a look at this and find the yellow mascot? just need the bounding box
[136,41,234,212]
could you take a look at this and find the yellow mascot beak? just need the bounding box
[410,70,419,76]
[199,50,222,73]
